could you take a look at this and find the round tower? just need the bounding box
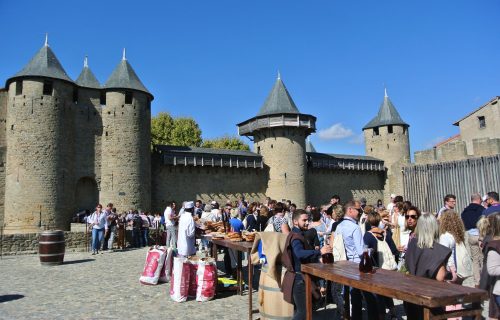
[4,39,75,233]
[237,74,316,207]
[99,49,153,211]
[363,89,410,199]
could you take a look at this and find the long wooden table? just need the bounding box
[211,238,255,320]
[302,261,488,320]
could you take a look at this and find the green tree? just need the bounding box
[170,117,203,147]
[151,112,174,146]
[202,135,250,151]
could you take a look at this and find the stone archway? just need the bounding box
[75,177,99,213]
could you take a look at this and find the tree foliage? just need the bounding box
[151,112,202,147]
[202,135,250,151]
[170,117,202,147]
[151,112,174,146]
[151,113,249,150]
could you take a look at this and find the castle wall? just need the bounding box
[306,168,385,206]
[0,89,7,228]
[253,127,308,207]
[100,90,151,211]
[4,79,75,233]
[364,125,410,199]
[151,158,267,212]
[73,87,102,212]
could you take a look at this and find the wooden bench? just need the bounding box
[302,261,488,320]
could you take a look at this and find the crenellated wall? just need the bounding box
[151,157,268,211]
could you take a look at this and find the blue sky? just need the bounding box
[1,1,499,157]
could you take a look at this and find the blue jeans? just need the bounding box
[142,228,149,247]
[91,228,104,252]
[292,277,306,320]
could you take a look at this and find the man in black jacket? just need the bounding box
[461,193,484,286]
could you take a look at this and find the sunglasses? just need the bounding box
[405,214,418,220]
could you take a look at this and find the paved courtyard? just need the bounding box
[0,248,489,319]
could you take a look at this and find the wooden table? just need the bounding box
[211,238,255,320]
[301,261,488,320]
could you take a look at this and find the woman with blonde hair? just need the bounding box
[404,212,452,320]
[439,210,467,283]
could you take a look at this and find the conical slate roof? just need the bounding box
[104,57,150,95]
[363,91,408,130]
[10,44,73,84]
[306,139,317,152]
[257,76,300,116]
[76,58,100,89]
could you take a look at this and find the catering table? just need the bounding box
[301,261,488,320]
[211,238,255,320]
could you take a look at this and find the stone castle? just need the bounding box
[0,40,414,234]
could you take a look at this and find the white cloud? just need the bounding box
[318,123,354,140]
[348,133,364,145]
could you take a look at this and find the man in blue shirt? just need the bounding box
[336,200,379,320]
[483,191,500,216]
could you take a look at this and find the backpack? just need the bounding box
[133,215,142,229]
[370,233,397,270]
[454,239,473,279]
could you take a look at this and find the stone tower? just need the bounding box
[99,50,153,211]
[363,89,410,199]
[3,39,75,233]
[237,75,316,207]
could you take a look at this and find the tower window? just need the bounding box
[100,91,106,105]
[373,127,379,136]
[388,125,393,134]
[125,91,133,104]
[73,87,79,104]
[478,116,486,129]
[15,80,23,95]
[42,81,53,96]
[257,146,260,154]
[146,98,151,110]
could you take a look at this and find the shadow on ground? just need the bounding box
[61,258,95,265]
[0,294,24,303]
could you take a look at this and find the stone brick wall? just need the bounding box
[253,127,308,208]
[151,158,267,212]
[0,231,89,256]
[458,98,500,154]
[307,168,385,206]
[364,125,410,199]
[100,90,151,211]
[4,79,75,234]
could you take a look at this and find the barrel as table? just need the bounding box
[39,230,65,265]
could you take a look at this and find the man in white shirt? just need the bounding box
[177,201,196,257]
[163,202,177,248]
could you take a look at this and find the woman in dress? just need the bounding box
[391,202,405,248]
[482,213,500,320]
[404,212,451,320]
[266,202,290,234]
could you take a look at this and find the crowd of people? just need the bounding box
[81,190,500,320]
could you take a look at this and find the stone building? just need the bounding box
[0,40,407,234]
[415,96,500,164]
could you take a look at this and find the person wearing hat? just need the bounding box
[177,201,196,257]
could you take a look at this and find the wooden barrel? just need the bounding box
[39,230,65,266]
[259,266,293,320]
